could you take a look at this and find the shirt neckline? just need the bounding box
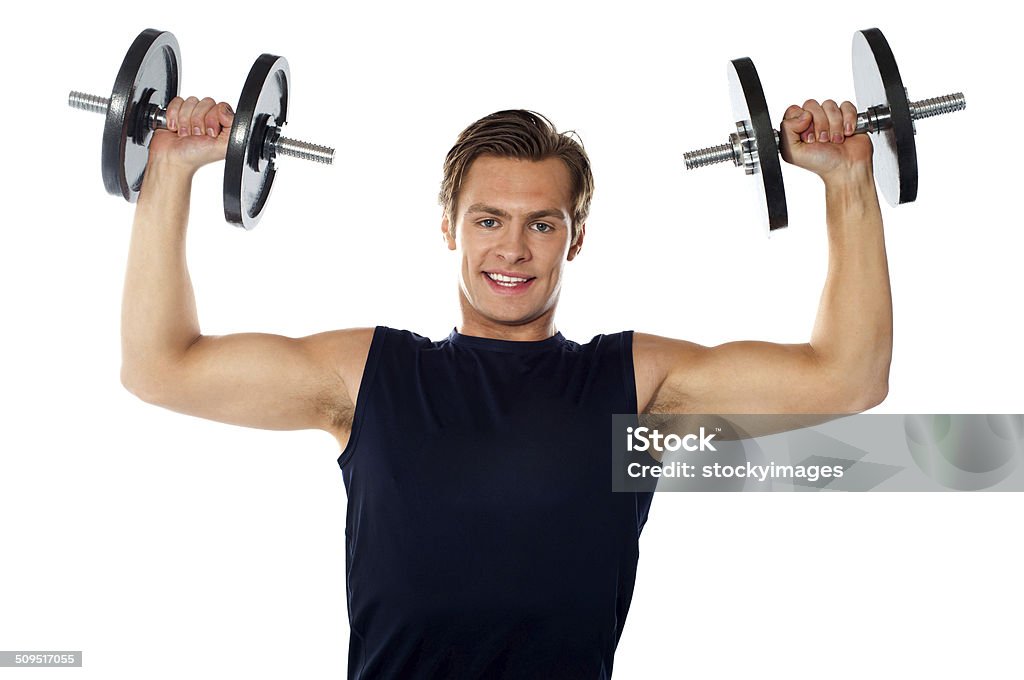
[446,327,567,353]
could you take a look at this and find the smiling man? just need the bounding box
[121,103,891,679]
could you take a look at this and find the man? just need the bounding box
[121,97,890,678]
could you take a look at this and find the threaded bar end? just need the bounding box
[910,93,966,121]
[274,136,335,164]
[68,91,109,115]
[684,143,734,170]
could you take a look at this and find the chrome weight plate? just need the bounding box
[728,58,788,231]
[224,54,289,229]
[102,29,180,201]
[852,28,917,206]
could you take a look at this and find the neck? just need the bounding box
[457,299,559,342]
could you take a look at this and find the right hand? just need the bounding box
[148,96,233,173]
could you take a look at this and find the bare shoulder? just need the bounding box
[301,326,377,429]
[631,332,707,413]
[301,327,376,387]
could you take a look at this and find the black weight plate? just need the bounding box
[224,54,289,229]
[102,29,180,201]
[852,28,917,206]
[728,58,788,232]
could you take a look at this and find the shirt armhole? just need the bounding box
[621,330,638,415]
[621,330,653,537]
[336,325,387,470]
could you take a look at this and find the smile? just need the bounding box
[483,271,536,293]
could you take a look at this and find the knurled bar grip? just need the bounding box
[684,91,965,170]
[68,90,334,164]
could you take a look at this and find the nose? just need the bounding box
[495,224,530,263]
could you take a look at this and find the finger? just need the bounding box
[822,99,843,144]
[204,103,223,138]
[165,96,184,132]
[192,97,217,137]
[177,96,200,136]
[840,101,857,136]
[778,105,810,162]
[803,99,826,144]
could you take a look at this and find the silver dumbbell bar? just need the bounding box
[68,90,335,165]
[684,91,965,171]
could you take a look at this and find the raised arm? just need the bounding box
[119,96,371,447]
[635,98,891,415]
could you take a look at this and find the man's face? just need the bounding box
[441,155,585,330]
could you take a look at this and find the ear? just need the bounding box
[566,222,586,261]
[441,213,456,250]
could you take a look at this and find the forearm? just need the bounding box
[120,161,202,384]
[808,166,892,405]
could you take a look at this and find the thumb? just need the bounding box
[217,102,235,127]
[780,105,811,144]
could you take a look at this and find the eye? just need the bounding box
[478,218,499,228]
[532,222,554,233]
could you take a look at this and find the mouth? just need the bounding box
[482,271,536,294]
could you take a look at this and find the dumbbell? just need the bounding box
[683,28,966,232]
[69,28,334,230]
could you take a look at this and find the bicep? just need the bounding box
[636,332,853,414]
[129,327,374,433]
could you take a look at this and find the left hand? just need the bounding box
[778,99,874,182]
[148,96,233,174]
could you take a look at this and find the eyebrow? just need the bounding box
[464,203,567,222]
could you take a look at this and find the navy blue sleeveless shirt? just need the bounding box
[337,326,655,679]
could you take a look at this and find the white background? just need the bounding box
[2,2,1020,678]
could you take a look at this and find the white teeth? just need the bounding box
[486,272,530,285]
